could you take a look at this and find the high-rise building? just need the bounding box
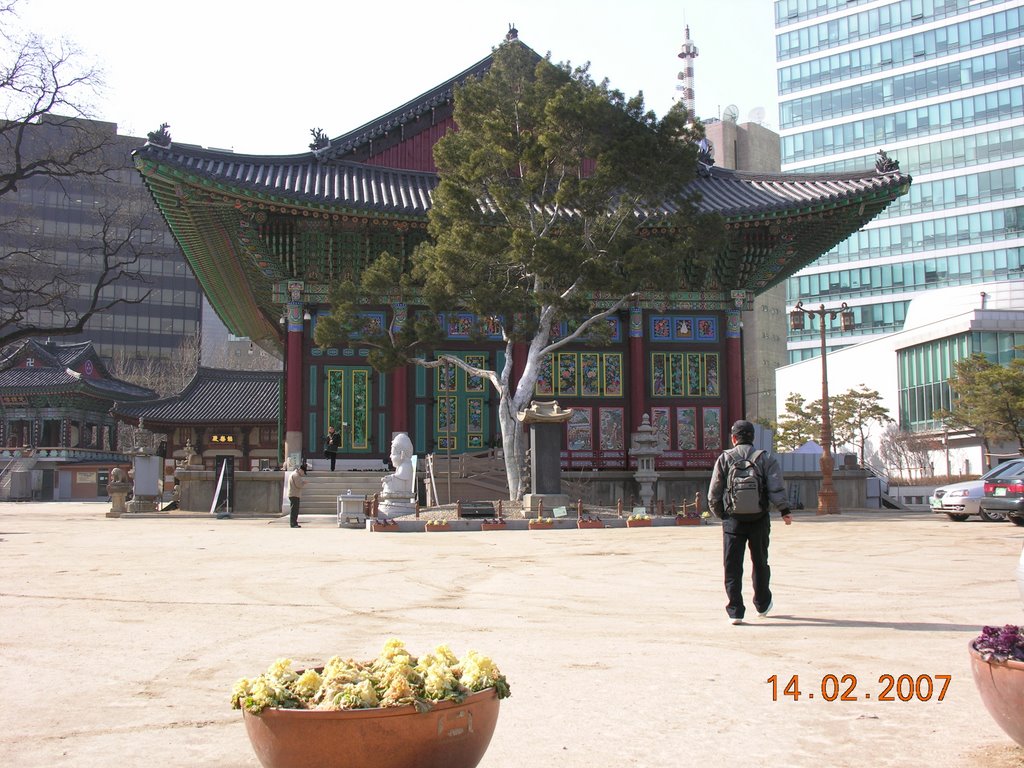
[775,0,1024,363]
[0,115,203,363]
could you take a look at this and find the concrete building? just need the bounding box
[775,0,1024,362]
[704,118,789,424]
[777,280,1024,478]
[0,115,204,363]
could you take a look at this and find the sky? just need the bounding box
[16,0,779,156]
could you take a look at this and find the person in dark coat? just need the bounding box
[707,420,792,624]
[324,425,341,471]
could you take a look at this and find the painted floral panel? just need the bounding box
[676,407,697,450]
[567,408,593,451]
[603,354,623,397]
[702,406,722,450]
[599,408,624,451]
[580,353,601,396]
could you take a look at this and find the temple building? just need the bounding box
[112,366,282,474]
[0,340,155,500]
[133,36,910,473]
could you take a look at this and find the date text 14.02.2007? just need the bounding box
[767,674,951,702]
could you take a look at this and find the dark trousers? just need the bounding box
[325,450,337,471]
[289,496,301,526]
[722,515,772,619]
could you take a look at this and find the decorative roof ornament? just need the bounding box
[146,123,171,149]
[875,149,900,173]
[309,127,330,159]
[506,23,518,42]
[696,136,715,177]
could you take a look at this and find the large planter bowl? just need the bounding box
[1017,544,1024,608]
[242,687,500,768]
[968,640,1024,747]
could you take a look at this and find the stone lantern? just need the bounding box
[629,414,663,512]
[517,400,572,513]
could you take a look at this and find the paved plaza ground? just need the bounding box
[4,502,1024,767]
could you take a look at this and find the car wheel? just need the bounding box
[945,513,970,522]
[1010,516,1024,527]
[979,508,1008,522]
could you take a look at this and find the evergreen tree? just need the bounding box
[316,40,725,499]
[773,392,819,452]
[936,353,1024,454]
[831,385,892,465]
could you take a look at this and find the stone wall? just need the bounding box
[177,470,284,514]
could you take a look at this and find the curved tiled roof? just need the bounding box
[113,367,281,424]
[0,339,155,400]
[137,144,437,214]
[0,367,155,398]
[135,143,907,222]
[323,50,496,158]
[683,164,908,220]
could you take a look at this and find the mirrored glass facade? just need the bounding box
[776,0,1024,363]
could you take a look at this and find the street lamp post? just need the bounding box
[789,301,855,515]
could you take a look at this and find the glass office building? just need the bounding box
[1,117,202,363]
[775,0,1024,362]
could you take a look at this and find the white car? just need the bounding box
[931,459,1024,522]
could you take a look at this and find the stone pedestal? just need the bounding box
[125,495,160,515]
[522,492,571,514]
[378,498,416,520]
[106,482,131,518]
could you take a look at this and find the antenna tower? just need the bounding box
[676,25,699,116]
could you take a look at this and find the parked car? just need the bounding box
[930,459,1024,522]
[980,462,1024,526]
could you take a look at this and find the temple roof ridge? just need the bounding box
[113,366,282,424]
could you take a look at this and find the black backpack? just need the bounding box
[725,448,766,520]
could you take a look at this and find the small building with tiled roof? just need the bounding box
[112,367,282,471]
[0,339,156,500]
[133,34,910,473]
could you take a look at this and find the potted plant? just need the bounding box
[425,519,451,532]
[675,509,701,526]
[626,512,652,528]
[968,625,1024,746]
[370,518,400,532]
[577,513,605,530]
[232,639,511,768]
[480,517,507,532]
[528,517,555,530]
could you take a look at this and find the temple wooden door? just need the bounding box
[324,365,373,453]
[432,352,492,454]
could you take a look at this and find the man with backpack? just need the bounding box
[708,420,793,625]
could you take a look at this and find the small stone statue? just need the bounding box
[381,433,415,498]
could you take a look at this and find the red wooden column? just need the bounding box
[628,306,645,433]
[725,309,743,423]
[389,302,408,434]
[510,341,528,395]
[284,301,305,462]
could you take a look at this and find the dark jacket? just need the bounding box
[324,432,341,453]
[707,442,790,520]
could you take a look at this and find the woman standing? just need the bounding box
[324,425,341,471]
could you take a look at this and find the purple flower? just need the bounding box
[974,625,1024,662]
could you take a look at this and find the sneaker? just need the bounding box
[290,523,301,528]
[729,616,744,625]
[757,601,774,618]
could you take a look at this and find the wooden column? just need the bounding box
[628,306,645,434]
[284,301,305,462]
[389,303,409,433]
[725,309,743,423]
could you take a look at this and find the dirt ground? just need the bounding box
[4,502,1024,768]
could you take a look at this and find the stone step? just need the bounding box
[292,471,387,516]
